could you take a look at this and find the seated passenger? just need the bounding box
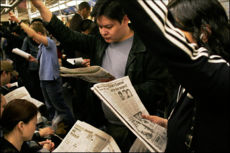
[0,99,54,152]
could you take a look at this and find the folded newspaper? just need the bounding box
[66,57,84,65]
[91,76,167,152]
[60,66,115,83]
[53,120,121,152]
[12,48,31,59]
[4,86,44,108]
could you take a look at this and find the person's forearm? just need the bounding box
[31,0,52,22]
[19,22,36,38]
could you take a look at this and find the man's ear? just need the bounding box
[123,15,130,25]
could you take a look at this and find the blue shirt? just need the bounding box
[37,37,60,81]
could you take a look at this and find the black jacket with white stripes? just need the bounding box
[118,0,230,152]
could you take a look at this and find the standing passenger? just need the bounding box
[117,0,230,152]
[77,2,91,20]
[9,12,75,134]
[30,0,174,151]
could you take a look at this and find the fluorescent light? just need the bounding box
[59,4,66,9]
[50,7,58,12]
[76,0,84,6]
[31,13,40,18]
[66,1,76,7]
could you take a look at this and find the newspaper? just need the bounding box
[12,48,31,59]
[66,57,84,65]
[9,82,18,88]
[91,76,167,152]
[60,66,115,83]
[53,120,121,152]
[4,86,44,108]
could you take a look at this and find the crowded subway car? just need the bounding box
[0,0,229,152]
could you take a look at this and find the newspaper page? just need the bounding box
[53,120,121,152]
[4,86,44,108]
[12,48,31,59]
[60,66,115,83]
[101,138,122,152]
[91,76,167,152]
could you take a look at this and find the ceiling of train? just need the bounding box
[1,0,229,22]
[1,0,61,22]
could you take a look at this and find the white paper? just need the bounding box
[91,76,167,152]
[12,48,31,59]
[9,82,18,87]
[67,57,84,65]
[4,86,44,108]
[53,120,121,152]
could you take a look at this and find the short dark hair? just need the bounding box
[78,2,90,11]
[31,18,43,24]
[69,13,83,32]
[91,0,125,23]
[1,99,38,135]
[31,21,47,35]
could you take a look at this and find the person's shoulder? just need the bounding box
[46,37,56,47]
[0,138,19,153]
[0,85,10,95]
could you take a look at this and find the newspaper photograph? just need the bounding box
[60,66,115,83]
[4,86,44,108]
[53,120,120,152]
[91,76,167,152]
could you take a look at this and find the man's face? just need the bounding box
[97,15,128,43]
[82,8,90,19]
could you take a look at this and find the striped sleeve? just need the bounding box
[118,0,230,100]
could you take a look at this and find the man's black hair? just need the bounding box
[91,0,125,23]
[78,2,91,11]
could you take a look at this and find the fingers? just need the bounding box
[142,114,167,128]
[142,114,159,123]
[40,139,54,151]
[82,59,91,67]
[8,11,19,23]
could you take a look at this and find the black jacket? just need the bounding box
[44,15,172,127]
[0,137,38,153]
[118,0,230,152]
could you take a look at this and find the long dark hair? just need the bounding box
[168,0,230,62]
[1,99,38,135]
